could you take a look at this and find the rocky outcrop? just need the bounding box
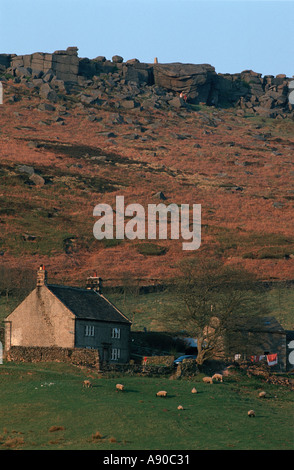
[0,54,13,73]
[0,46,292,118]
[153,63,216,103]
[9,46,79,83]
[213,70,292,118]
[122,60,153,85]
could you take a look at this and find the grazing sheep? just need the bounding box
[258,391,267,398]
[248,410,255,418]
[156,390,167,398]
[83,380,92,388]
[116,384,124,392]
[191,387,197,394]
[212,373,223,382]
[177,405,184,410]
[202,377,213,384]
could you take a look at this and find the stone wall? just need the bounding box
[142,355,175,366]
[5,345,100,369]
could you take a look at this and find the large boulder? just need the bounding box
[153,63,216,103]
[112,55,123,63]
[39,83,58,102]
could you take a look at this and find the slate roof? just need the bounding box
[232,315,285,334]
[47,284,131,324]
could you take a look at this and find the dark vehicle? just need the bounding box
[174,355,197,366]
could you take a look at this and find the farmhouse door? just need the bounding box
[102,346,110,363]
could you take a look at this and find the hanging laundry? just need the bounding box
[266,353,278,366]
[250,355,266,363]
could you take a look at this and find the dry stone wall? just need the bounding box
[5,346,100,370]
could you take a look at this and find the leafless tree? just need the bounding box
[0,265,35,305]
[162,258,268,365]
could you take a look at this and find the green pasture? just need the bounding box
[0,362,293,450]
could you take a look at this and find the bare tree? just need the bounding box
[0,265,35,306]
[162,258,268,365]
[0,265,36,343]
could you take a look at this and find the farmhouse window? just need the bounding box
[111,327,121,339]
[111,348,120,361]
[85,325,95,337]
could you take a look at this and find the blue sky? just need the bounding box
[0,0,293,77]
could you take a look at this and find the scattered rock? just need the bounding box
[153,191,167,200]
[17,164,35,176]
[27,141,41,149]
[22,233,37,241]
[39,83,58,102]
[29,173,45,186]
[273,201,284,208]
[168,97,186,108]
[38,102,56,112]
[120,99,138,109]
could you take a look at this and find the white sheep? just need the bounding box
[212,373,223,382]
[83,380,92,388]
[191,387,197,394]
[258,391,267,398]
[248,410,255,418]
[202,377,213,384]
[156,390,167,397]
[177,405,184,410]
[116,384,125,392]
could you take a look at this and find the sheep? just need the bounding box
[156,390,167,398]
[83,380,92,388]
[212,373,223,382]
[202,377,213,384]
[116,384,124,392]
[177,405,184,410]
[248,410,255,418]
[191,387,197,394]
[258,391,267,398]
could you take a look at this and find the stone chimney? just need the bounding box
[37,265,47,287]
[86,273,102,293]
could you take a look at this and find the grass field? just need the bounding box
[0,362,293,450]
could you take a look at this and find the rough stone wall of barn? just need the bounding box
[4,286,75,351]
[249,332,287,371]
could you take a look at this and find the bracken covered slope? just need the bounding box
[0,57,293,286]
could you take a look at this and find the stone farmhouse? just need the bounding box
[4,266,132,364]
